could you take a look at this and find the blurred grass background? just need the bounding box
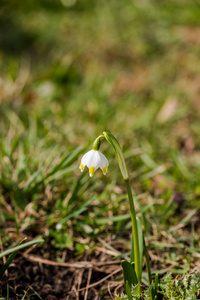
[0,0,200,292]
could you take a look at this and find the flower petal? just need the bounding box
[80,149,109,176]
[89,166,95,177]
[102,165,108,175]
[79,163,85,172]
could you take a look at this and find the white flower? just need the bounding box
[79,149,109,177]
[56,223,62,230]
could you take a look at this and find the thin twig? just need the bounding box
[77,268,121,292]
[23,254,121,269]
[84,268,92,300]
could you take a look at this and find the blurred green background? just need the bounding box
[0,0,200,277]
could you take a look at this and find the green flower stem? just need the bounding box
[102,131,141,282]
[92,135,104,150]
[125,178,141,282]
[103,132,128,180]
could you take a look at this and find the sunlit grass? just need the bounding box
[0,0,200,298]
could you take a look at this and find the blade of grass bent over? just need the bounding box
[0,238,43,259]
[0,238,43,279]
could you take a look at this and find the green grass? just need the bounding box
[0,0,200,298]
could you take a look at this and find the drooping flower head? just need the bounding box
[79,149,109,177]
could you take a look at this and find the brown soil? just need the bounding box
[0,245,123,300]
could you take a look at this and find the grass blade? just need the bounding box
[0,238,43,259]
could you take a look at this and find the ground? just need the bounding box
[0,0,200,299]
